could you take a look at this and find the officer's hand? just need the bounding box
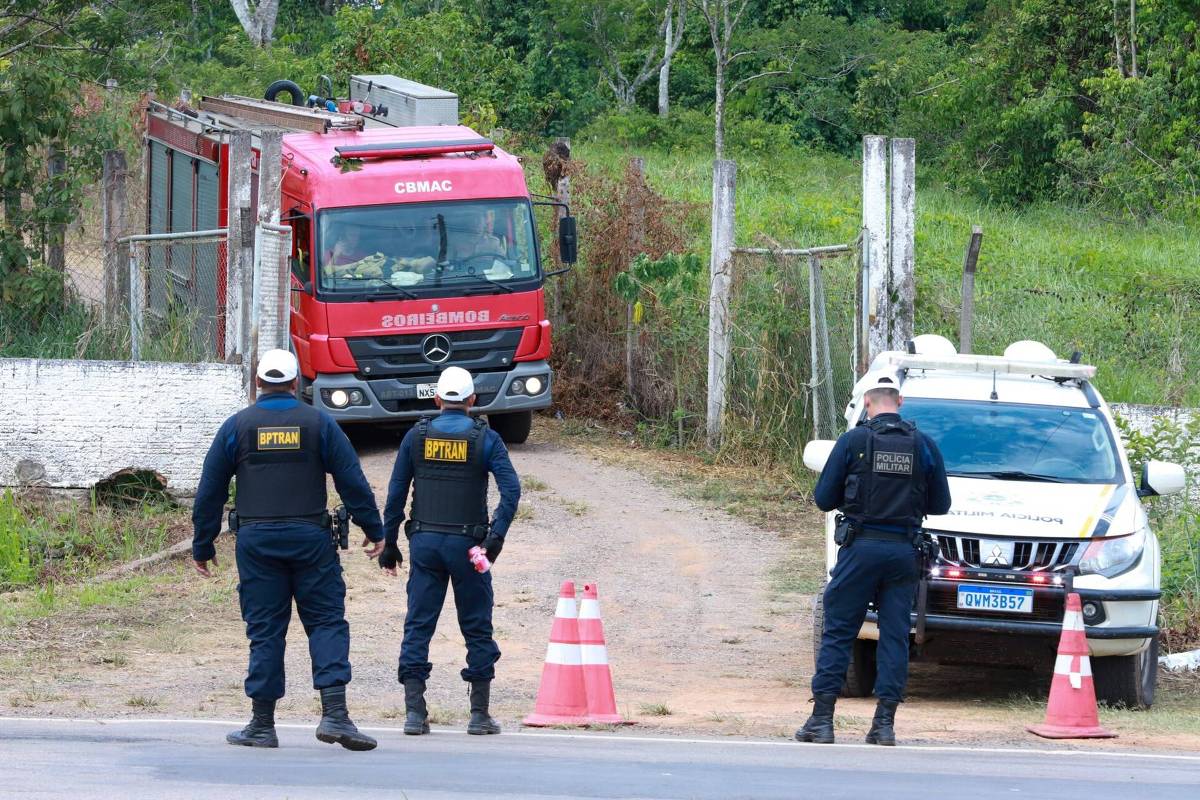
[363,536,385,559]
[192,554,218,578]
[378,542,404,576]
[481,534,503,563]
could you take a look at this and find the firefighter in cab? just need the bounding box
[379,366,521,737]
[797,371,951,746]
[191,349,385,751]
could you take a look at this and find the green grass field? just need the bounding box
[563,139,1200,406]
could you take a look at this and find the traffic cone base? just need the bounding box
[1027,592,1116,740]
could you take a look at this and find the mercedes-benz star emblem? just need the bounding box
[421,334,452,364]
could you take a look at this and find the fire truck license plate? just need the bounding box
[417,383,437,400]
[956,585,1033,614]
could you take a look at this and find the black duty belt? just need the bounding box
[854,528,910,542]
[239,513,329,528]
[411,521,488,538]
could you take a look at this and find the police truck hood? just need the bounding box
[926,478,1141,539]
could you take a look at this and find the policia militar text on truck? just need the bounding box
[804,335,1185,709]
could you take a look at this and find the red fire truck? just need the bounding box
[144,75,574,443]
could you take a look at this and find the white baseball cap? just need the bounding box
[257,349,299,384]
[436,366,475,401]
[859,370,901,394]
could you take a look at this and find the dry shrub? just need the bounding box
[549,158,699,421]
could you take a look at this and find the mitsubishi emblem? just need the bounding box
[421,334,452,364]
[983,543,1010,567]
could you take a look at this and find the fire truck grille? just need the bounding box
[347,328,524,378]
[377,392,499,414]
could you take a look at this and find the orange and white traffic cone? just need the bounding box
[578,582,627,724]
[1027,592,1116,739]
[523,580,591,726]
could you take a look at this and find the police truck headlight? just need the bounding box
[329,389,350,409]
[1078,528,1146,578]
[525,376,544,395]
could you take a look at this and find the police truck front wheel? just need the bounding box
[1092,634,1158,710]
[488,411,532,445]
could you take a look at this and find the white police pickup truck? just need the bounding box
[803,335,1185,708]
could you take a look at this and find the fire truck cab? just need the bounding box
[144,76,572,443]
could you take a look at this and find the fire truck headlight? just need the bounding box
[525,376,544,395]
[329,389,350,409]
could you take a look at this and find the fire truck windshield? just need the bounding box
[317,199,541,297]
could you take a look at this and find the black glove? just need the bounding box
[481,534,503,563]
[379,542,404,571]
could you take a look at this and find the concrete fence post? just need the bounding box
[627,156,647,401]
[888,138,916,350]
[862,136,889,363]
[225,131,253,364]
[707,159,736,449]
[959,226,983,353]
[102,150,129,323]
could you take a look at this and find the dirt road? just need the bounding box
[3,420,1198,751]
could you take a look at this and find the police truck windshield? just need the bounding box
[899,398,1120,484]
[317,200,540,297]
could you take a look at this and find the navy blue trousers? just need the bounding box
[235,522,351,700]
[812,538,919,702]
[398,533,500,683]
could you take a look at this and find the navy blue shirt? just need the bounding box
[383,410,521,546]
[813,412,952,530]
[191,391,384,561]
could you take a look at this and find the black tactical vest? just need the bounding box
[409,416,489,531]
[841,416,928,530]
[233,398,327,523]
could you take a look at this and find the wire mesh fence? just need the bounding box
[131,231,228,362]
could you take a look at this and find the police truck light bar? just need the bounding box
[883,353,1096,380]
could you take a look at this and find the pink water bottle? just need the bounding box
[468,546,491,573]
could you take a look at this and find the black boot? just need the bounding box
[403,678,430,736]
[794,693,837,744]
[466,680,501,735]
[315,685,378,751]
[865,699,899,746]
[226,698,279,748]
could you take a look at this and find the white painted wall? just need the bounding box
[0,359,244,494]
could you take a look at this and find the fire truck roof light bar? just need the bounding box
[333,139,495,159]
[884,353,1097,380]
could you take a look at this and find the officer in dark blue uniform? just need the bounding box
[796,372,951,746]
[192,349,384,751]
[379,366,520,737]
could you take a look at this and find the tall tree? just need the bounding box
[588,0,686,110]
[658,0,686,117]
[229,0,280,47]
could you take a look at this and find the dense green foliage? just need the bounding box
[4,1,1196,215]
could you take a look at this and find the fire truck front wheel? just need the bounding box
[488,411,533,445]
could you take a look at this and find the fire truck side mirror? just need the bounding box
[558,215,578,264]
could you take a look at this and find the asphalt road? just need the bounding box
[2,717,1198,799]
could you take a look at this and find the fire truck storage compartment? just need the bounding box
[349,75,458,127]
[145,138,224,350]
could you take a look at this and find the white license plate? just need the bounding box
[416,383,437,399]
[956,585,1033,614]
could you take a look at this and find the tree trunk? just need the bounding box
[1112,1,1126,78]
[658,11,673,118]
[229,0,280,47]
[1129,0,1138,79]
[713,57,725,160]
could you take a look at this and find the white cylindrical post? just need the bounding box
[707,159,736,449]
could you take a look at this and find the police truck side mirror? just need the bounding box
[1139,460,1185,497]
[558,215,578,264]
[803,440,836,473]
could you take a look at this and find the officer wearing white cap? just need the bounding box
[192,349,383,751]
[796,370,951,746]
[380,366,521,737]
